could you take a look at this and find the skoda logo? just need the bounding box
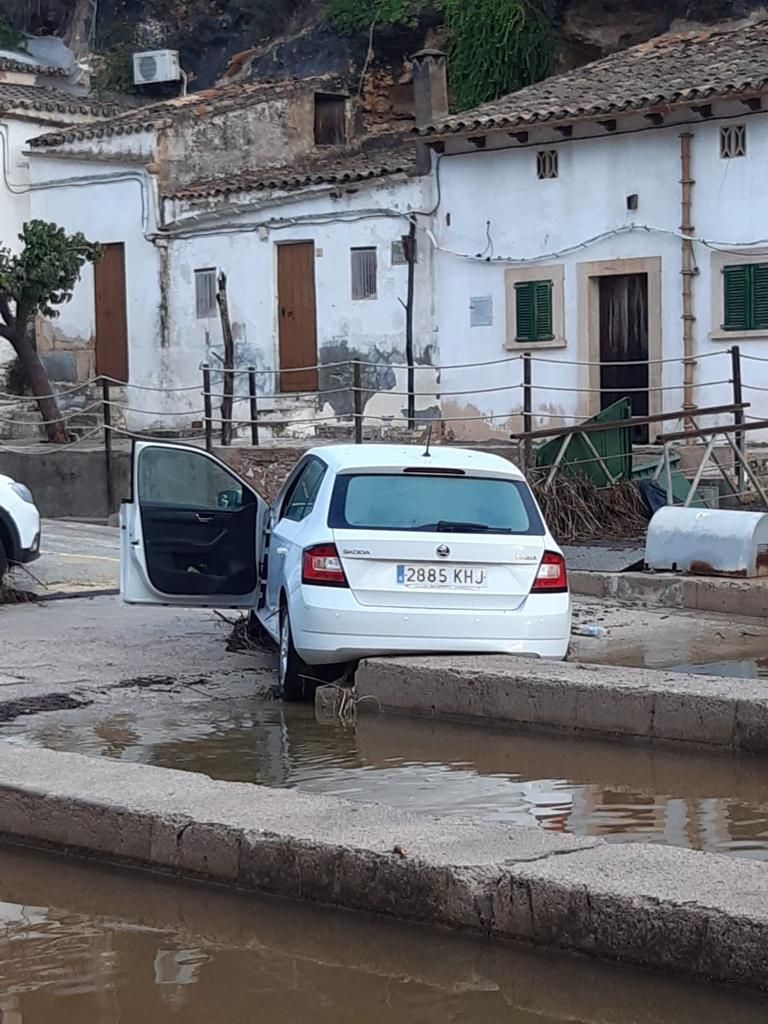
[436,544,450,558]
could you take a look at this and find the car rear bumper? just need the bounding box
[291,586,571,663]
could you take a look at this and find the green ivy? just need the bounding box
[90,24,141,99]
[442,0,553,110]
[328,0,553,111]
[328,0,424,33]
[0,14,26,52]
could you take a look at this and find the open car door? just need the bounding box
[121,441,269,608]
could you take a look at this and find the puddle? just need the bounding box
[666,659,768,679]
[4,693,768,859]
[1,845,767,1024]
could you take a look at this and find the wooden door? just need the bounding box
[599,273,649,442]
[94,242,129,382]
[277,242,318,393]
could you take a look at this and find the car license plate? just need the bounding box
[396,564,487,589]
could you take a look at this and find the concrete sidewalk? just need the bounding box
[356,655,768,752]
[0,741,766,992]
[572,568,768,619]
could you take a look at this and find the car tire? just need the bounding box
[278,604,311,702]
[0,537,7,582]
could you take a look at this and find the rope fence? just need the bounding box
[0,346,763,479]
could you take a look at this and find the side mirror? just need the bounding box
[217,488,241,509]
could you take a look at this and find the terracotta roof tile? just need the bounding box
[166,150,414,200]
[0,56,69,77]
[418,19,768,137]
[0,82,120,117]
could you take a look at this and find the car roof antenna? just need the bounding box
[422,423,432,458]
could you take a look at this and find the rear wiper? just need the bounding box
[436,520,497,533]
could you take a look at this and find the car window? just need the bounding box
[282,459,326,522]
[138,447,244,510]
[329,473,544,535]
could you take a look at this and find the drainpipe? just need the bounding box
[408,50,448,429]
[680,132,697,430]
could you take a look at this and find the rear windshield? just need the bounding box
[329,473,544,535]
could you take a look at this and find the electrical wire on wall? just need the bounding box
[426,222,768,266]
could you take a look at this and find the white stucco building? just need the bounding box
[17,20,768,445]
[25,72,438,436]
[418,19,768,440]
[0,53,117,389]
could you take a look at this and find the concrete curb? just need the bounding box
[355,656,768,752]
[0,742,767,991]
[571,569,768,618]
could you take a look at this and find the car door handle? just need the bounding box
[276,546,288,556]
[196,513,214,524]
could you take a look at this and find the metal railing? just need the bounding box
[0,344,765,515]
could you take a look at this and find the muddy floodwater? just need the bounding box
[5,689,768,859]
[0,844,766,1023]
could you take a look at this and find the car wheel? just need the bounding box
[0,537,7,582]
[278,604,311,702]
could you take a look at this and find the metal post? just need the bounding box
[731,345,744,494]
[248,366,259,447]
[202,364,213,453]
[522,353,532,472]
[404,221,416,430]
[101,377,115,514]
[352,360,363,444]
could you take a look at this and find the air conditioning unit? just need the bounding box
[132,50,181,86]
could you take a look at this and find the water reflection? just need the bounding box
[0,845,766,1024]
[5,694,768,858]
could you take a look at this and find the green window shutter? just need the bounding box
[515,279,553,342]
[515,282,535,341]
[723,265,750,331]
[752,264,768,329]
[534,280,554,340]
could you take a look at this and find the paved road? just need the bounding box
[0,593,275,703]
[5,520,768,694]
[9,519,119,597]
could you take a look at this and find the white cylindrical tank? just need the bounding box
[645,507,768,577]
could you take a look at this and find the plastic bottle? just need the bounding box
[572,624,610,638]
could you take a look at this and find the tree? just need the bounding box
[0,221,100,443]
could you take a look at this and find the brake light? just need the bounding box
[302,543,348,587]
[532,551,568,593]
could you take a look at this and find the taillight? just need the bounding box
[532,551,568,593]
[302,543,348,587]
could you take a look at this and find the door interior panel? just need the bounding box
[140,500,257,596]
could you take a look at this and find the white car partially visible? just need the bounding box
[120,442,571,701]
[0,474,41,580]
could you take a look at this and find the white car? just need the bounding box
[121,442,571,699]
[0,474,41,580]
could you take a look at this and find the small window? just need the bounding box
[314,93,347,146]
[282,459,326,521]
[391,239,406,265]
[351,247,377,300]
[195,268,217,319]
[514,280,554,342]
[138,447,243,510]
[391,236,416,266]
[720,124,746,159]
[536,150,559,179]
[722,263,768,331]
